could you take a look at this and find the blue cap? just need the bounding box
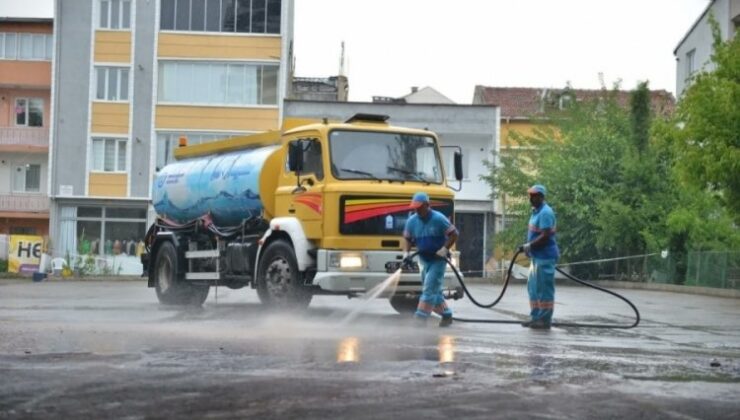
[409,191,430,208]
[527,184,546,196]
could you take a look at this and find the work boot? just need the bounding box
[439,315,453,328]
[529,319,551,330]
[521,319,534,328]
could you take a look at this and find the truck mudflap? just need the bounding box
[312,249,462,295]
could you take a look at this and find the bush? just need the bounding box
[0,259,7,273]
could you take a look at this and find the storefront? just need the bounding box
[53,201,149,275]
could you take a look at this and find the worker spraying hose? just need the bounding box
[429,184,640,329]
[519,184,559,330]
[402,192,459,327]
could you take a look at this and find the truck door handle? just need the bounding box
[288,208,295,214]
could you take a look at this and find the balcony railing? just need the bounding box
[0,127,49,149]
[0,194,50,213]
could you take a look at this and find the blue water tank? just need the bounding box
[152,145,279,226]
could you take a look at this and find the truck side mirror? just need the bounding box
[288,141,304,173]
[454,151,463,181]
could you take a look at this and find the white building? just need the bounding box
[674,0,740,96]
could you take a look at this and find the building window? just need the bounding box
[0,33,52,60]
[160,0,281,34]
[156,131,242,169]
[12,164,41,193]
[99,0,132,30]
[58,206,147,275]
[91,138,127,172]
[158,61,278,105]
[686,49,696,77]
[11,227,37,235]
[15,98,44,127]
[95,67,130,101]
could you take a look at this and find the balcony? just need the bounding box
[0,61,52,89]
[0,127,49,153]
[0,194,50,215]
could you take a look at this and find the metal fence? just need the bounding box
[685,251,740,290]
[557,250,740,290]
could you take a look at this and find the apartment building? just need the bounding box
[0,18,53,236]
[50,0,294,273]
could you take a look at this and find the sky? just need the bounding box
[293,0,710,102]
[2,0,710,103]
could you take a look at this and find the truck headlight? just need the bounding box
[329,252,366,270]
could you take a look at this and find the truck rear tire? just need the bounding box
[154,241,209,306]
[389,294,419,315]
[256,240,312,309]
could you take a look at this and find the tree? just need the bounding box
[483,79,739,282]
[668,15,740,220]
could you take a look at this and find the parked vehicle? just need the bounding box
[142,114,464,312]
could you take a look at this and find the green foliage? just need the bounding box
[668,15,740,220]
[0,259,7,273]
[74,254,97,277]
[630,81,651,153]
[484,77,739,280]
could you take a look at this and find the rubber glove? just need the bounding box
[519,243,531,253]
[436,246,449,258]
[402,251,412,265]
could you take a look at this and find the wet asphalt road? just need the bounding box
[0,279,739,419]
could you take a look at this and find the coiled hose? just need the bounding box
[447,250,640,328]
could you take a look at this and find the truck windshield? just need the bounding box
[329,130,443,183]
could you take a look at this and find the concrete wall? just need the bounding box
[283,100,499,212]
[675,0,732,96]
[51,0,93,198]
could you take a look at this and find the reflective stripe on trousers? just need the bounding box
[527,258,557,323]
[415,257,451,318]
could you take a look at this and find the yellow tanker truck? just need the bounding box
[142,114,463,313]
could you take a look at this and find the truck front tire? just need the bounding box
[154,241,209,306]
[256,240,312,309]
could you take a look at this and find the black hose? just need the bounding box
[448,250,641,329]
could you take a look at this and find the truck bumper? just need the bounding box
[313,249,462,296]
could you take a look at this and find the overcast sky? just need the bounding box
[2,0,710,102]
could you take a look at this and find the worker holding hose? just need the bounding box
[520,184,560,330]
[402,192,459,327]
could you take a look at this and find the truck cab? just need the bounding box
[143,114,464,313]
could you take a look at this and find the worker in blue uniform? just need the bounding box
[402,192,459,327]
[520,184,560,329]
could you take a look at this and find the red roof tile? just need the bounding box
[473,85,675,119]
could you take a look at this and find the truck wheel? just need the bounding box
[154,241,209,306]
[389,294,419,315]
[256,240,312,309]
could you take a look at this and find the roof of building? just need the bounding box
[399,86,456,104]
[473,85,676,119]
[286,98,494,109]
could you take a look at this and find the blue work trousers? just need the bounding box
[527,258,557,324]
[415,256,452,318]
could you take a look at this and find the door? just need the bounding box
[455,212,485,277]
[276,138,325,239]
